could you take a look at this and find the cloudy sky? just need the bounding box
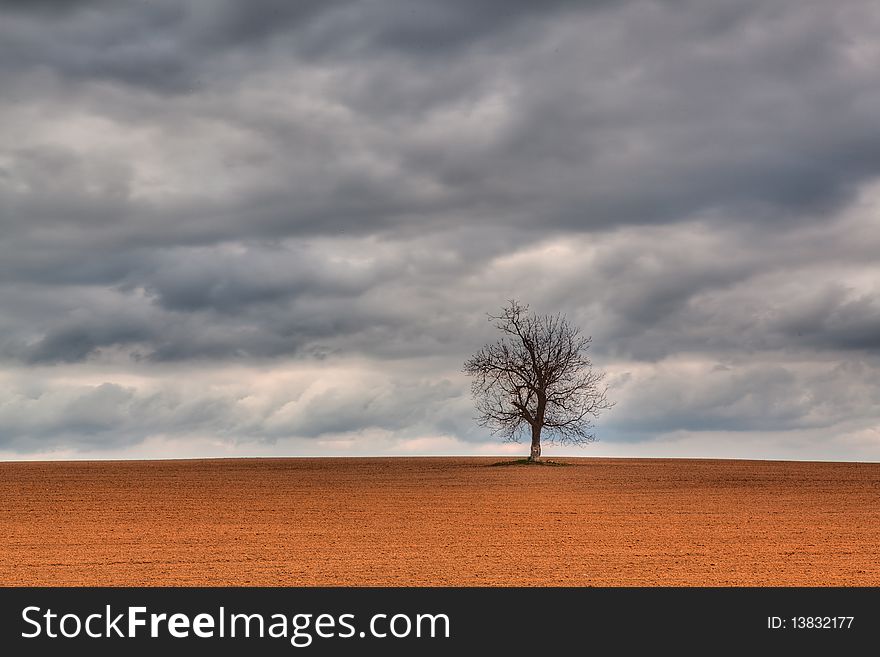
[2,0,879,461]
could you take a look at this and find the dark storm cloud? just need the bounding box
[0,0,109,14]
[23,321,153,364]
[3,0,878,249]
[0,0,588,93]
[2,0,880,456]
[771,286,880,352]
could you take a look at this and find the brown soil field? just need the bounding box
[1,457,879,586]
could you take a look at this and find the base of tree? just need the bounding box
[488,459,569,467]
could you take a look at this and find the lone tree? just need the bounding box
[464,300,613,462]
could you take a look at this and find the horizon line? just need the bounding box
[1,454,878,465]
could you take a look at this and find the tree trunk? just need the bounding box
[528,424,542,462]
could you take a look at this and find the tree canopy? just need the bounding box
[464,300,613,461]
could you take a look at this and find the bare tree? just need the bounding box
[463,300,613,462]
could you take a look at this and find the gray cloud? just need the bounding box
[607,360,880,437]
[1,0,880,458]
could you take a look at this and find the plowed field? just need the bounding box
[2,457,878,586]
